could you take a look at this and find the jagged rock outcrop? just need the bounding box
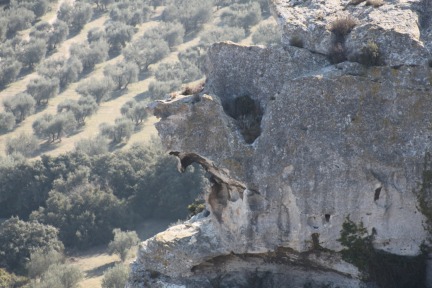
[129,1,432,287]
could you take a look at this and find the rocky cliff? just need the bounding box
[128,1,432,287]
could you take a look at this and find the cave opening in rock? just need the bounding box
[325,214,331,222]
[374,187,382,201]
[222,95,263,144]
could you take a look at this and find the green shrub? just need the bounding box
[0,59,22,88]
[188,199,205,217]
[105,21,135,53]
[103,62,139,90]
[0,217,64,274]
[35,264,82,288]
[76,77,113,104]
[26,249,65,279]
[0,268,28,288]
[101,264,129,288]
[108,229,139,261]
[123,37,170,72]
[99,118,134,144]
[30,186,133,248]
[356,41,380,66]
[0,112,15,132]
[17,39,47,69]
[3,92,36,122]
[220,2,262,33]
[75,136,109,156]
[5,133,39,157]
[161,0,213,33]
[120,100,148,125]
[26,76,59,106]
[32,112,77,142]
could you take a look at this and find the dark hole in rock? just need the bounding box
[222,95,263,144]
[374,187,382,201]
[325,214,331,222]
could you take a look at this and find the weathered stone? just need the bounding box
[129,1,432,287]
[270,0,431,66]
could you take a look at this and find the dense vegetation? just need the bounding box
[0,0,278,285]
[0,140,206,276]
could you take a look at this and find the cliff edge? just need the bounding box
[128,1,432,287]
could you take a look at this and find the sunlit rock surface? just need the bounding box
[128,1,432,287]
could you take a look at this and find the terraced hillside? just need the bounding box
[0,0,279,160]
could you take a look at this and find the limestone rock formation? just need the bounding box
[129,1,432,287]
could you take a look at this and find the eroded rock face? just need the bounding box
[270,0,431,66]
[129,1,432,287]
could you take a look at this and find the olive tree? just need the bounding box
[17,39,47,69]
[11,0,50,18]
[144,22,185,49]
[59,56,83,89]
[87,27,106,43]
[37,56,82,90]
[0,112,15,132]
[27,76,59,105]
[35,264,82,288]
[62,2,93,33]
[5,133,39,157]
[75,135,109,156]
[109,1,151,26]
[105,21,135,54]
[29,21,52,41]
[101,264,129,288]
[3,92,35,122]
[120,100,148,125]
[57,96,98,124]
[122,37,169,72]
[69,2,93,32]
[0,59,21,88]
[69,40,108,71]
[100,118,134,143]
[27,249,65,279]
[103,62,139,90]
[107,229,139,261]
[37,57,65,79]
[32,112,77,142]
[76,77,113,104]
[161,0,213,34]
[220,2,262,33]
[6,7,35,36]
[48,20,69,51]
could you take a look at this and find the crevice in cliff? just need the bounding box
[374,187,382,201]
[221,95,263,144]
